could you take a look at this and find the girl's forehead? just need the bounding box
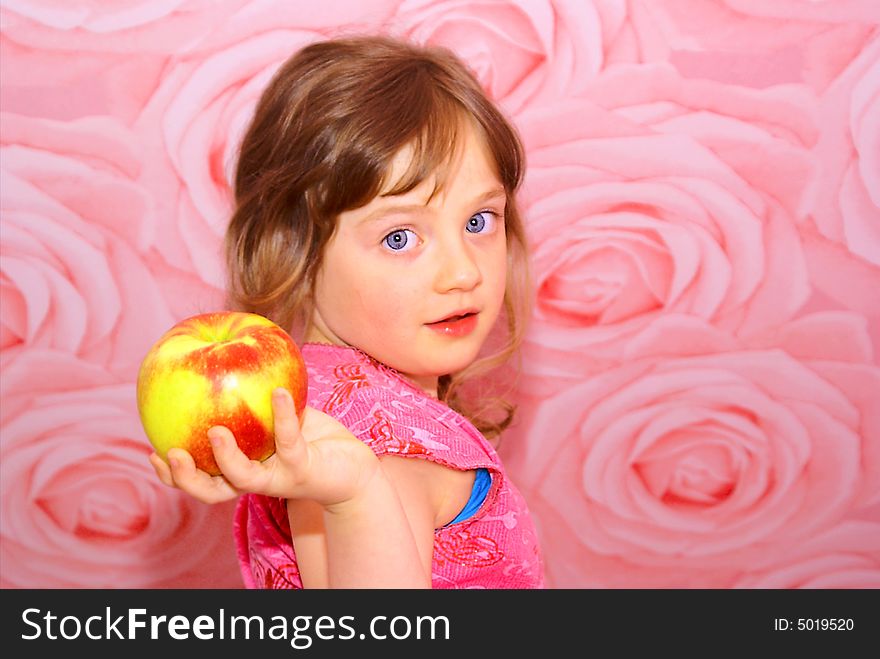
[378,121,497,201]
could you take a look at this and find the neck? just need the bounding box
[406,373,439,399]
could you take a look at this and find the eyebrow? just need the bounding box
[357,187,507,226]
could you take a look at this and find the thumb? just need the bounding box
[270,388,308,460]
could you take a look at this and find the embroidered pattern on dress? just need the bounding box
[323,362,368,414]
[434,530,504,568]
[252,556,301,589]
[368,409,428,456]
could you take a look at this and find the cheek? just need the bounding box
[313,257,362,323]
[489,242,509,300]
[330,264,419,330]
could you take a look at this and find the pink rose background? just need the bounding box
[1,0,877,588]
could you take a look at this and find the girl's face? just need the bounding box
[305,123,508,396]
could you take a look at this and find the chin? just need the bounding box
[442,341,486,375]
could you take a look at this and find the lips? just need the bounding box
[437,312,474,323]
[428,308,479,325]
[426,309,480,337]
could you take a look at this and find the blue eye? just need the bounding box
[466,211,495,234]
[383,229,416,252]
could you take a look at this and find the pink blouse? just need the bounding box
[233,343,544,589]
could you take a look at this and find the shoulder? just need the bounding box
[300,343,499,471]
[301,342,415,419]
[300,343,482,530]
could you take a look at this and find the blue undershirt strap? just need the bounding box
[445,468,492,526]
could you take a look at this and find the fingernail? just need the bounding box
[273,388,288,401]
[169,457,179,469]
[209,433,222,448]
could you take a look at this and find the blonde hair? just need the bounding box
[225,35,531,440]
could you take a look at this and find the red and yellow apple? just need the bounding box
[136,311,308,476]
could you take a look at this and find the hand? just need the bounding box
[149,388,380,506]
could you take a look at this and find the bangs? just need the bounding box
[377,88,471,202]
[310,46,521,218]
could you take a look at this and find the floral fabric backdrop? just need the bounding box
[1,0,878,588]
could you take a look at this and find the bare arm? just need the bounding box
[288,455,472,588]
[289,455,452,588]
[322,464,431,587]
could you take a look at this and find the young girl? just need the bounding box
[149,35,544,589]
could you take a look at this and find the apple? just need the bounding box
[136,311,308,476]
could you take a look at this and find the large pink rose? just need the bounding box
[0,113,184,379]
[732,521,880,588]
[516,74,814,381]
[0,350,241,588]
[133,28,328,287]
[796,36,880,328]
[722,0,880,22]
[649,0,878,91]
[0,38,172,124]
[0,2,403,123]
[0,0,402,51]
[0,0,239,125]
[391,0,611,112]
[502,313,880,587]
[0,1,248,52]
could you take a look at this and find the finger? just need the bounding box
[166,447,207,489]
[167,446,239,503]
[149,452,175,488]
[207,424,270,493]
[271,389,309,461]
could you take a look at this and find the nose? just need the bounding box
[433,233,482,293]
